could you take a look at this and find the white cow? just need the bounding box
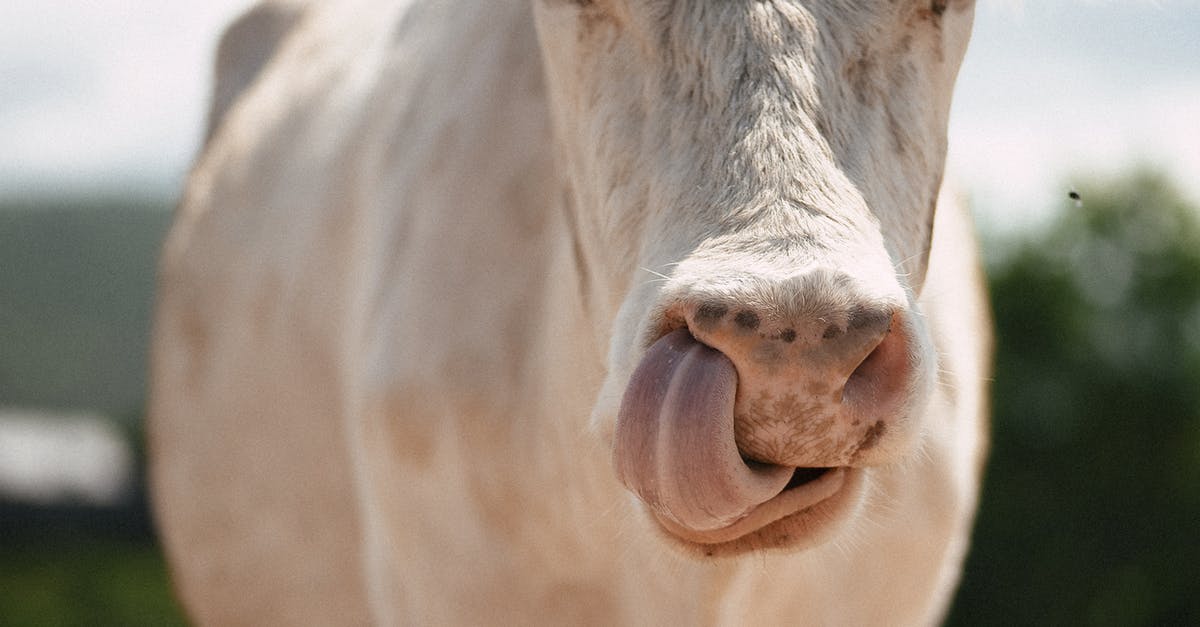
[151,0,990,624]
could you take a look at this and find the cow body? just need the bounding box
[151,1,990,625]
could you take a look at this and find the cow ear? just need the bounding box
[206,2,307,144]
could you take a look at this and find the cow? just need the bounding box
[150,0,991,624]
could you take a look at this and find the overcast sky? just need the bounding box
[2,1,1198,233]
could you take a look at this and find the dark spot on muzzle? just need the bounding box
[693,302,729,330]
[734,310,761,331]
[857,421,887,452]
[848,306,892,332]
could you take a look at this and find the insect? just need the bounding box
[1068,188,1082,208]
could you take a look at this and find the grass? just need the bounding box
[0,534,185,627]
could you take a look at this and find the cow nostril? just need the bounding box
[843,313,908,404]
[849,340,885,384]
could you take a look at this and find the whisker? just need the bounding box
[639,266,672,281]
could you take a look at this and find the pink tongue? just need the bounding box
[613,329,793,532]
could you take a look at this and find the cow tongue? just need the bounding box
[614,329,794,533]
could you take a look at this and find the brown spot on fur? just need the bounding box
[177,307,209,390]
[822,324,843,340]
[779,328,797,343]
[887,107,907,156]
[734,310,761,330]
[572,0,614,42]
[844,55,876,106]
[916,2,949,26]
[851,63,870,103]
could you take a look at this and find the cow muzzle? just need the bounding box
[613,283,925,553]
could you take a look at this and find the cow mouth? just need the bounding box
[785,466,834,490]
[614,329,867,554]
[649,465,864,554]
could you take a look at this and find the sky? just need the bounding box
[948,1,1200,232]
[1,1,1198,233]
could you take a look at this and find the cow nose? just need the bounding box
[678,298,913,467]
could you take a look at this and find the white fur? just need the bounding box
[151,1,990,624]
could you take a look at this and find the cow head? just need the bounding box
[533,1,975,555]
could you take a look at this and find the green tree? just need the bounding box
[949,170,1200,626]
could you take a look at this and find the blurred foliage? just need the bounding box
[0,197,172,420]
[948,170,1200,626]
[0,527,185,627]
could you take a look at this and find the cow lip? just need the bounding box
[649,466,864,554]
